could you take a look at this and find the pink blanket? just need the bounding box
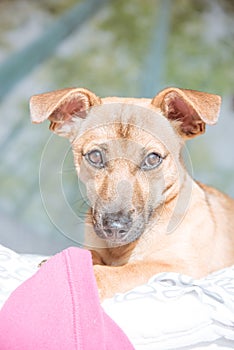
[0,247,134,350]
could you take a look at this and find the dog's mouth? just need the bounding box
[94,225,130,241]
[92,211,146,246]
[93,225,144,246]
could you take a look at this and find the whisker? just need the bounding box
[71,197,90,216]
[72,196,90,206]
[58,167,77,174]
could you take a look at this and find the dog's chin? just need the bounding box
[93,224,144,247]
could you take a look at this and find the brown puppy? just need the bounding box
[30,87,234,300]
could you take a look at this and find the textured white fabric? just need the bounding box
[103,268,234,349]
[0,244,233,349]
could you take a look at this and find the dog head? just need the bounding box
[30,87,221,246]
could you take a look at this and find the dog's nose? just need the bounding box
[102,211,133,239]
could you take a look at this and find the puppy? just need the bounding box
[30,87,234,300]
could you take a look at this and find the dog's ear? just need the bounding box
[30,88,101,138]
[151,87,221,139]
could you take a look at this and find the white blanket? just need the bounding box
[0,244,233,349]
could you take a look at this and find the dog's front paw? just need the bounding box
[38,259,48,268]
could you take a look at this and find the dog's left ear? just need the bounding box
[151,87,221,139]
[30,88,101,138]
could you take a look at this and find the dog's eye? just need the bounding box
[141,153,162,170]
[85,150,104,168]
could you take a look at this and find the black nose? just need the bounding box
[102,211,133,239]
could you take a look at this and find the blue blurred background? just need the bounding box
[0,0,233,254]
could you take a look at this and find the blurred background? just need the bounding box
[0,0,233,254]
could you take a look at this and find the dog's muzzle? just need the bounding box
[93,209,144,244]
[102,211,133,240]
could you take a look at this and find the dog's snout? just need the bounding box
[102,211,133,239]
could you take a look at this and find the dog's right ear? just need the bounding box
[30,88,101,138]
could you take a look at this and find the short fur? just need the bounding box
[30,87,234,300]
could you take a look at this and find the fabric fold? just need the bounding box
[0,247,134,350]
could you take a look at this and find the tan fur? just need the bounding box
[30,87,234,300]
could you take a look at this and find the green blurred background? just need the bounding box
[0,0,233,254]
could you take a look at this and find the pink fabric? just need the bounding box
[0,247,134,350]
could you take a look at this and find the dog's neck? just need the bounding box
[127,178,218,267]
